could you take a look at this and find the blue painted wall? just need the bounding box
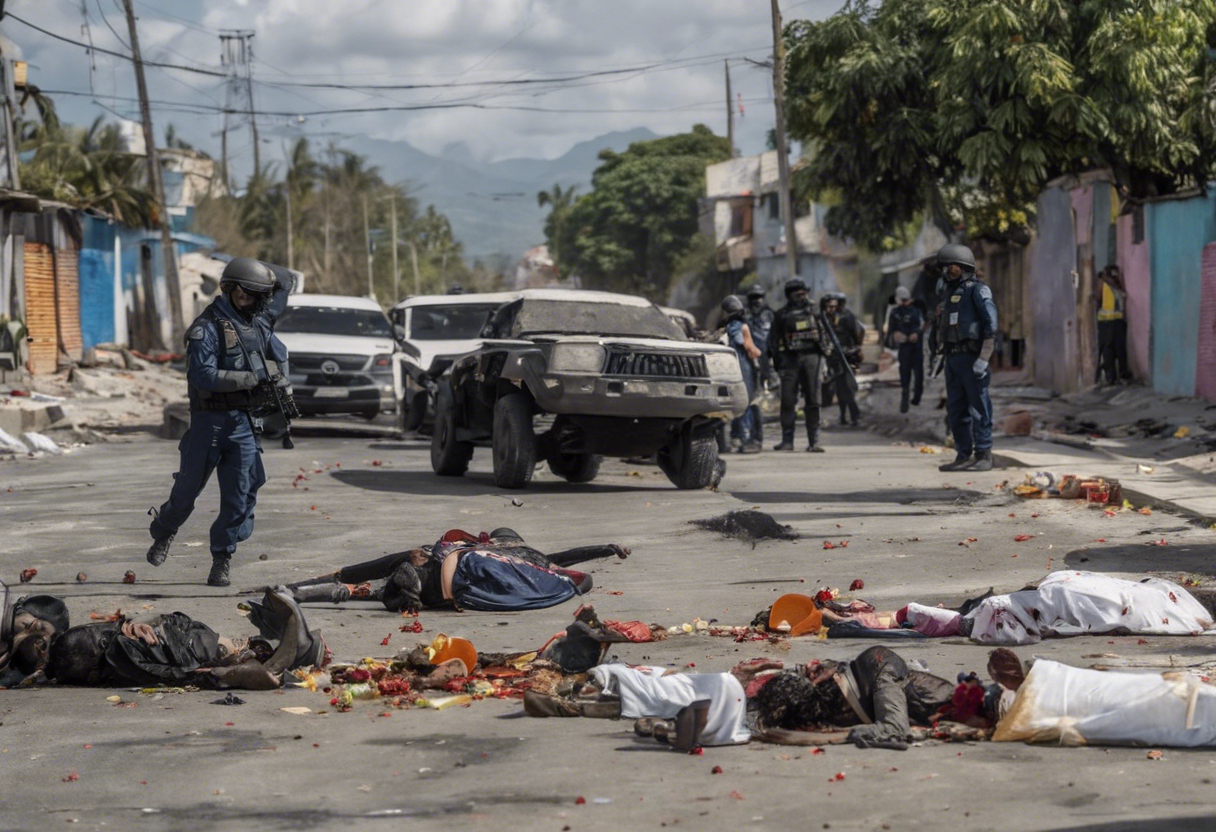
[1147,192,1216,396]
[79,216,117,348]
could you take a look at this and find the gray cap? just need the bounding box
[894,286,911,301]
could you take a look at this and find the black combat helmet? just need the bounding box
[721,295,745,320]
[936,244,976,273]
[220,257,275,295]
[784,278,808,298]
[746,284,766,299]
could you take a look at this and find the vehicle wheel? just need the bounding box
[657,430,719,489]
[431,381,473,476]
[492,393,537,489]
[360,408,379,421]
[548,452,601,483]
[403,390,428,432]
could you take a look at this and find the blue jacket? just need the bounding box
[942,276,998,345]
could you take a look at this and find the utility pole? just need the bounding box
[220,31,258,177]
[724,59,734,158]
[120,0,185,345]
[408,240,421,296]
[284,182,294,271]
[362,194,374,300]
[389,195,399,303]
[770,0,800,280]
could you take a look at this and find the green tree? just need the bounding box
[536,183,578,273]
[784,0,1216,248]
[562,124,730,299]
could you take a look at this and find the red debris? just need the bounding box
[1152,539,1169,547]
[1031,513,1040,518]
[575,797,587,805]
[122,571,137,584]
[839,540,849,548]
[811,748,825,756]
[832,772,846,781]
[380,634,392,647]
[76,572,88,583]
[18,568,36,583]
[372,460,383,467]
[815,589,834,604]
[849,579,865,591]
[62,773,79,782]
[729,790,744,800]
[224,722,234,727]
[690,747,704,756]
[711,765,723,774]
[823,541,837,550]
[399,620,424,634]
[1137,638,1148,645]
[1014,534,1033,542]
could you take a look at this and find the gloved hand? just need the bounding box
[972,358,989,379]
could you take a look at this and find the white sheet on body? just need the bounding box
[588,664,751,746]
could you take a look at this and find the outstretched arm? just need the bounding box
[547,544,630,567]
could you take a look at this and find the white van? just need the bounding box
[276,294,397,419]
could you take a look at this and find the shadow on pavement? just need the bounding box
[1048,817,1216,832]
[733,487,982,505]
[330,469,659,496]
[1064,543,1216,576]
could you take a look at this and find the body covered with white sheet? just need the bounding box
[966,571,1212,645]
[589,664,751,746]
[994,659,1216,747]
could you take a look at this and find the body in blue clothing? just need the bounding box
[886,294,925,410]
[148,259,294,583]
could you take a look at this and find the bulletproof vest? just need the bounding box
[745,306,773,350]
[187,300,272,410]
[942,277,982,344]
[777,303,821,351]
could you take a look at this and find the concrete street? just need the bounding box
[2,423,1215,831]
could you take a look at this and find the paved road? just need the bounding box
[2,424,1215,831]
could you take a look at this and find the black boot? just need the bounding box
[938,453,973,472]
[147,534,174,567]
[911,389,922,406]
[900,389,910,414]
[965,450,994,472]
[773,429,795,451]
[207,554,232,587]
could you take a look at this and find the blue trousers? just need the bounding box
[150,410,267,555]
[730,357,757,443]
[898,341,924,399]
[944,352,992,455]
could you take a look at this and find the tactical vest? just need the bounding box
[942,278,982,346]
[777,304,821,353]
[187,302,272,411]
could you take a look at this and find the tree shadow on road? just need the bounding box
[1064,543,1216,577]
[1048,817,1216,832]
[329,470,661,496]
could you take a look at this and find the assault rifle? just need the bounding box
[817,312,859,394]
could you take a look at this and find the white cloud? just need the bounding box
[12,0,843,167]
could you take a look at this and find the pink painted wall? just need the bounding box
[1196,243,1216,402]
[1116,212,1151,380]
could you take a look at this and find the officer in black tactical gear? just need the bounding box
[885,285,925,413]
[769,278,825,452]
[821,293,863,426]
[935,244,999,472]
[146,257,295,586]
[744,284,775,444]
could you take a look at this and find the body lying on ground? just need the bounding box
[282,528,629,613]
[523,646,995,751]
[0,580,70,687]
[819,571,1213,645]
[45,588,324,690]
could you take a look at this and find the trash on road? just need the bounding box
[690,511,798,544]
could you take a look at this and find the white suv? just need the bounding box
[390,291,520,430]
[276,294,397,419]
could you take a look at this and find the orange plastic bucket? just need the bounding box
[769,594,823,636]
[430,635,477,675]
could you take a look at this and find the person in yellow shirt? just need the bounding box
[1095,265,1130,384]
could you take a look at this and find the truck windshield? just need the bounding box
[277,306,393,338]
[512,300,686,341]
[409,304,498,340]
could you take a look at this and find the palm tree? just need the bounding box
[536,183,578,268]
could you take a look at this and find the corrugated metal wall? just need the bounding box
[1116,210,1151,379]
[1147,193,1216,396]
[55,243,83,362]
[1196,243,1216,402]
[1030,187,1078,393]
[23,241,57,375]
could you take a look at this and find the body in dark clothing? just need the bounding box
[821,297,863,425]
[886,290,925,411]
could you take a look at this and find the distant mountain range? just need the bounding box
[348,127,659,261]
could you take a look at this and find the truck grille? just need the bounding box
[604,350,708,379]
[292,354,367,372]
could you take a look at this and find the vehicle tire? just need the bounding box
[360,408,379,421]
[657,430,719,490]
[403,390,428,432]
[492,393,537,489]
[548,452,601,483]
[431,381,473,476]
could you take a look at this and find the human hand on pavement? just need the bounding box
[972,358,989,379]
[121,621,159,645]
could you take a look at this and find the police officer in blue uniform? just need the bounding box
[935,244,998,472]
[146,257,294,586]
[769,278,825,452]
[885,285,925,413]
[744,284,775,445]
